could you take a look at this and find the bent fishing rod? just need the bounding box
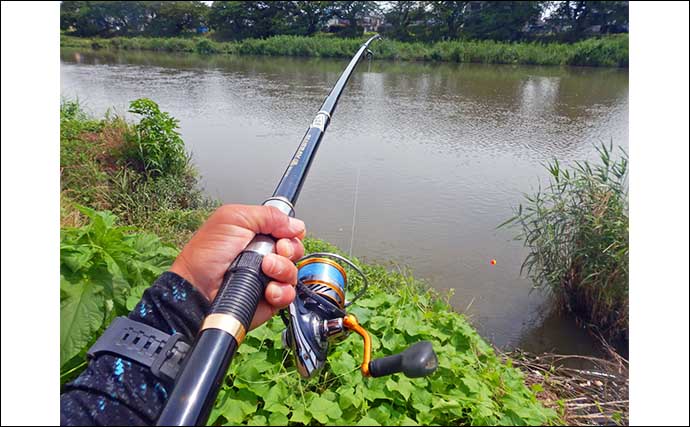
[157,34,437,426]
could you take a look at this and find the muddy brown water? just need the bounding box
[61,48,628,358]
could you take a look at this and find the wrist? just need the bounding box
[170,256,211,302]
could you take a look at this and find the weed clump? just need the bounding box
[502,143,628,340]
[60,98,214,245]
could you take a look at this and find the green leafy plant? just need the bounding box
[501,143,629,340]
[128,98,188,177]
[206,238,556,426]
[60,205,178,381]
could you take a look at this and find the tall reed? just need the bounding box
[502,143,629,340]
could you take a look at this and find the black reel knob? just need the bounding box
[368,341,438,378]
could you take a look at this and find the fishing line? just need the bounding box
[348,167,361,258]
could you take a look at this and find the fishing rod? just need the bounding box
[157,34,436,426]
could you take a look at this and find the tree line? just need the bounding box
[61,1,628,43]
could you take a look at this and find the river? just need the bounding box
[60,48,629,357]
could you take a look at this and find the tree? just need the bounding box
[209,1,298,40]
[462,1,543,41]
[546,1,628,41]
[382,1,427,42]
[60,1,151,37]
[427,1,469,41]
[146,1,209,37]
[289,1,333,36]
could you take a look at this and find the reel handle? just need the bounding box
[368,341,438,378]
[343,315,438,379]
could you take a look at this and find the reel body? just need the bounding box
[281,253,438,379]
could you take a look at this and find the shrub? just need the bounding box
[502,143,629,340]
[59,216,556,425]
[196,38,219,54]
[61,98,212,246]
[60,206,178,382]
[127,98,188,178]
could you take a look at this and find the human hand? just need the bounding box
[170,204,306,330]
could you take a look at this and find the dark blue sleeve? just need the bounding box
[60,272,210,426]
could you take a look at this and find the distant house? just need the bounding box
[326,17,350,30]
[326,15,384,33]
[524,18,557,37]
[360,15,384,32]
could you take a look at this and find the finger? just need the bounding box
[276,237,305,262]
[265,281,296,308]
[249,282,296,330]
[249,301,276,331]
[262,253,298,284]
[215,204,306,239]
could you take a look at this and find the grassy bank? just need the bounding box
[502,144,629,342]
[60,98,214,246]
[61,33,628,67]
[60,100,558,425]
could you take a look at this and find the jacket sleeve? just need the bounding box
[60,272,210,426]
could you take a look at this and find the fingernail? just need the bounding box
[268,286,282,302]
[289,217,305,233]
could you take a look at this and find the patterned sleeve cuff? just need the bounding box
[127,271,211,343]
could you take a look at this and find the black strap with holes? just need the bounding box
[87,316,190,384]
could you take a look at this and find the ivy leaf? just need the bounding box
[290,407,311,424]
[308,396,342,423]
[218,389,258,424]
[247,414,267,426]
[330,351,357,376]
[60,276,105,367]
[400,415,420,426]
[267,412,289,425]
[386,376,415,401]
[356,416,381,426]
[265,403,290,416]
[251,323,280,342]
[338,387,357,409]
[461,376,482,394]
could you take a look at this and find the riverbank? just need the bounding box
[61,33,628,68]
[60,99,630,424]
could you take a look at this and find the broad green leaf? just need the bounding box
[247,414,267,426]
[329,351,357,376]
[60,276,105,367]
[264,381,288,405]
[60,245,93,272]
[267,412,288,426]
[218,390,258,424]
[290,407,311,424]
[338,387,357,409]
[368,404,393,425]
[308,396,342,423]
[356,416,381,426]
[386,376,415,401]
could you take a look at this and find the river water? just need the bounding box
[60,48,628,357]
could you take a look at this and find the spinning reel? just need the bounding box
[281,253,438,379]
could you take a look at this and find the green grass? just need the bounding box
[61,33,629,67]
[501,143,629,341]
[60,99,559,425]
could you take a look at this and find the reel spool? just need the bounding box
[281,253,438,379]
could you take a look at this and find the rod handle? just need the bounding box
[207,244,272,335]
